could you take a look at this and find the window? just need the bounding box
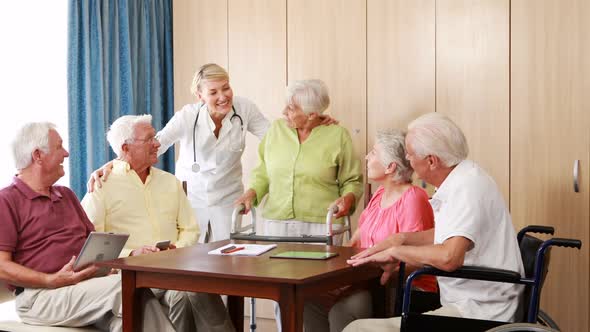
[0,0,68,188]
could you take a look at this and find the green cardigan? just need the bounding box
[249,119,363,223]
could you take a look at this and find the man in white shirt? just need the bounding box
[82,114,234,332]
[345,113,524,332]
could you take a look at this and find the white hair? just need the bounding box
[407,113,469,167]
[11,122,57,170]
[376,129,414,183]
[106,115,153,157]
[285,79,330,114]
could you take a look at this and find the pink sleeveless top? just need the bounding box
[357,185,437,292]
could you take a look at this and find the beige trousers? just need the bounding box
[342,304,462,332]
[15,274,175,332]
[152,288,235,332]
[304,290,373,332]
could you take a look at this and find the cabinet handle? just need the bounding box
[573,160,580,193]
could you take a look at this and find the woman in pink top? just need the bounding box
[304,129,435,332]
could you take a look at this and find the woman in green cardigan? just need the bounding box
[235,79,363,243]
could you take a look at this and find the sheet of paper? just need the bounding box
[208,243,277,256]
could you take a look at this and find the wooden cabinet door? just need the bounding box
[228,0,287,222]
[172,0,228,111]
[367,0,435,196]
[287,0,366,228]
[436,0,511,202]
[511,1,590,331]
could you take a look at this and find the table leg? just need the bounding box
[227,295,244,332]
[279,285,304,332]
[370,277,388,318]
[121,270,141,332]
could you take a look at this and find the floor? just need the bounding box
[1,301,281,331]
[244,317,278,332]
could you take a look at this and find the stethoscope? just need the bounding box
[191,104,244,173]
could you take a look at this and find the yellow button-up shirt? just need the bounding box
[81,160,199,257]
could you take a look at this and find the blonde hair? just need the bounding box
[285,79,330,114]
[407,113,469,167]
[190,63,230,96]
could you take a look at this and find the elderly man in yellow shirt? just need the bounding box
[81,114,234,332]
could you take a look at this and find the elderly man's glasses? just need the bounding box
[128,136,158,144]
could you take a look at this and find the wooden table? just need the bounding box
[98,240,384,332]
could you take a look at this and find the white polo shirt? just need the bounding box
[430,160,524,322]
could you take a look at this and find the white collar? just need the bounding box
[431,160,472,201]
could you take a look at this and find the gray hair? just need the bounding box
[190,63,230,96]
[376,129,413,183]
[106,115,153,157]
[407,113,469,167]
[11,122,57,170]
[285,79,330,114]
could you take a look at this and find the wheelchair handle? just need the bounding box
[522,225,554,235]
[517,225,555,243]
[548,238,582,249]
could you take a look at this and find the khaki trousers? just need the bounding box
[304,290,373,332]
[342,305,462,332]
[15,274,175,332]
[151,288,235,332]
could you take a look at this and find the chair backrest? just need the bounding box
[515,234,552,322]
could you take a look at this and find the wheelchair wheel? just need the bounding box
[485,323,558,332]
[537,310,560,331]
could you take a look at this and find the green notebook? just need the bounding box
[270,251,338,260]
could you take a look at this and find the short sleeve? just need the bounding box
[436,185,484,247]
[0,193,19,252]
[398,187,435,233]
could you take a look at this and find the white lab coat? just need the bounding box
[156,96,269,241]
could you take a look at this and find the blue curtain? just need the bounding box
[67,0,174,199]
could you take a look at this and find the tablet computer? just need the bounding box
[73,232,129,276]
[270,251,338,260]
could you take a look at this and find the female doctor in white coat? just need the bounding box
[89,63,269,242]
[158,63,270,242]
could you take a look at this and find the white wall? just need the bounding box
[0,1,68,188]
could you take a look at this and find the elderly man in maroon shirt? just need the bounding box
[0,122,175,331]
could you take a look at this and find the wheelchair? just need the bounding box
[395,225,582,332]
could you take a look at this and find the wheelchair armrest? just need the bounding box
[402,265,522,315]
[413,265,522,283]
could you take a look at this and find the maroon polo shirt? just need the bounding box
[0,177,95,290]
